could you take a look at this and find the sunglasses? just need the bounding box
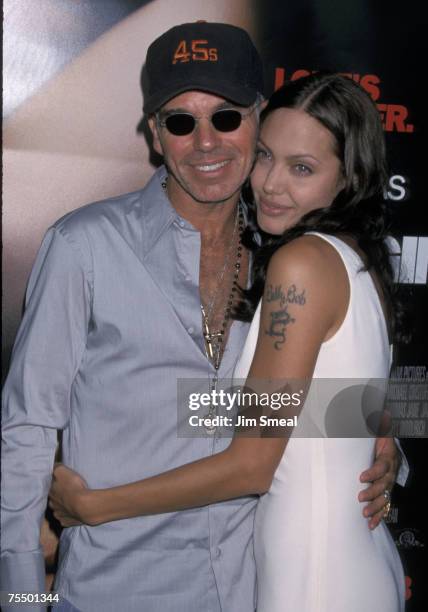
[156,105,257,136]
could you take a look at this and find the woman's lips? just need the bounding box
[258,199,293,216]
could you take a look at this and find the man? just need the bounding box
[1,22,404,612]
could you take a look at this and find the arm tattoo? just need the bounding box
[264,284,306,350]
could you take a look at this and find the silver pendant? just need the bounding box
[205,421,217,435]
[204,406,217,435]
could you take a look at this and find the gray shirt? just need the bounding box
[1,167,257,612]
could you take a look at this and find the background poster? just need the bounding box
[3,0,426,608]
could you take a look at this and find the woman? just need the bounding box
[50,74,405,611]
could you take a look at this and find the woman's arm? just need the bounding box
[49,236,346,526]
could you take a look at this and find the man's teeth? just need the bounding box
[195,160,229,172]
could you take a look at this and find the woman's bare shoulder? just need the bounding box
[267,234,347,285]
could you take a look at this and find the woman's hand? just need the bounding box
[358,437,399,529]
[49,463,93,527]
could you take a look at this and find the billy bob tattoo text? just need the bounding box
[265,284,306,350]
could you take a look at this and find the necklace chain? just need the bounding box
[202,205,239,322]
[161,177,243,362]
[201,203,244,371]
[201,202,244,434]
[161,175,244,434]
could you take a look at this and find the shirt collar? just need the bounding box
[139,166,249,256]
[138,166,196,258]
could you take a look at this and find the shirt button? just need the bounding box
[188,326,194,334]
[178,220,185,228]
[215,547,222,558]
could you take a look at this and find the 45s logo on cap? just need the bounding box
[143,22,263,114]
[173,40,218,64]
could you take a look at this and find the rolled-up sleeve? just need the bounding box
[1,226,91,607]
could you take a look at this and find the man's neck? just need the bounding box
[165,177,241,244]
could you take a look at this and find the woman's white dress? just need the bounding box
[234,233,405,612]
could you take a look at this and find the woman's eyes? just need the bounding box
[255,150,314,176]
[292,163,313,176]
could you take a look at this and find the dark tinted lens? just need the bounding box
[211,110,242,132]
[165,113,196,135]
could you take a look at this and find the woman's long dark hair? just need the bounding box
[235,73,407,343]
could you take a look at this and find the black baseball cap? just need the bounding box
[143,22,264,114]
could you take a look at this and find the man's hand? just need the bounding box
[49,463,90,527]
[358,438,399,530]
